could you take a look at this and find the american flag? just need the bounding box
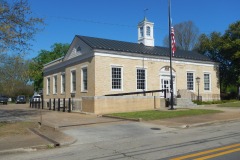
[171,26,176,56]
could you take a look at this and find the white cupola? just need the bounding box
[137,17,154,47]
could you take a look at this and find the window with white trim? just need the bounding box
[146,26,151,36]
[61,73,65,93]
[204,73,210,91]
[81,67,88,91]
[137,68,146,90]
[71,70,76,92]
[187,72,194,91]
[53,75,57,94]
[47,77,50,95]
[111,67,122,90]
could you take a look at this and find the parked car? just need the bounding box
[16,95,26,104]
[31,95,42,102]
[0,95,8,105]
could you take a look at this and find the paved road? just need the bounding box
[1,120,240,160]
[0,104,39,122]
[169,143,240,160]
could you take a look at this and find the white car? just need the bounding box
[31,95,41,102]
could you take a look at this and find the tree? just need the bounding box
[197,21,240,96]
[29,43,70,91]
[222,21,240,92]
[197,32,228,90]
[0,54,33,97]
[0,0,44,55]
[163,21,199,51]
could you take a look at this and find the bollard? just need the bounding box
[164,89,166,98]
[38,100,40,109]
[58,98,60,111]
[63,98,65,112]
[68,98,71,112]
[49,99,51,110]
[41,98,44,109]
[53,98,55,111]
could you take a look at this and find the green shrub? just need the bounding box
[192,100,238,105]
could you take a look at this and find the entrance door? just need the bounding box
[160,78,170,98]
[160,66,176,98]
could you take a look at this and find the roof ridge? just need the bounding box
[75,35,213,62]
[76,35,96,48]
[78,35,138,45]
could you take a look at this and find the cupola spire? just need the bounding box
[137,17,154,46]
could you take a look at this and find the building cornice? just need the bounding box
[44,52,94,75]
[44,49,219,76]
[93,49,218,66]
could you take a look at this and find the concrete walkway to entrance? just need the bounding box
[30,108,125,129]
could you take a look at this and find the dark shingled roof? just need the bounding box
[77,35,213,62]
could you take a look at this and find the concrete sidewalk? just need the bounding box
[0,103,240,154]
[0,104,125,154]
[149,104,240,128]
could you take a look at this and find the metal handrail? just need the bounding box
[105,89,166,98]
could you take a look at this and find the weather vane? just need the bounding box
[144,8,148,17]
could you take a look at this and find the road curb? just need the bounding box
[0,138,77,155]
[0,144,53,155]
[102,115,142,122]
[182,118,240,129]
[0,147,37,155]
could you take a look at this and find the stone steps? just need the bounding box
[175,98,197,107]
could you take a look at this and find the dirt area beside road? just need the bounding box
[0,121,38,137]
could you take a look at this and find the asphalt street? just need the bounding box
[1,120,240,160]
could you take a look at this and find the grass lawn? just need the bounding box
[108,109,222,121]
[217,101,240,107]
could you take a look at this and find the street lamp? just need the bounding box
[196,77,200,101]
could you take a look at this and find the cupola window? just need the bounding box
[146,26,151,36]
[140,27,143,37]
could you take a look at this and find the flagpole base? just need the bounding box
[168,107,175,110]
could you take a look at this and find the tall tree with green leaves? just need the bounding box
[222,21,240,87]
[29,43,70,91]
[197,21,240,94]
[0,0,44,55]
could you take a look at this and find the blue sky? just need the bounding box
[28,0,239,59]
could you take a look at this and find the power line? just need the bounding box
[47,15,169,31]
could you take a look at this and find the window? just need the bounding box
[140,27,143,37]
[204,73,210,91]
[137,68,146,90]
[61,73,65,93]
[187,72,194,91]
[146,26,151,36]
[53,75,57,94]
[47,77,50,95]
[111,67,122,90]
[71,70,76,92]
[82,67,88,91]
